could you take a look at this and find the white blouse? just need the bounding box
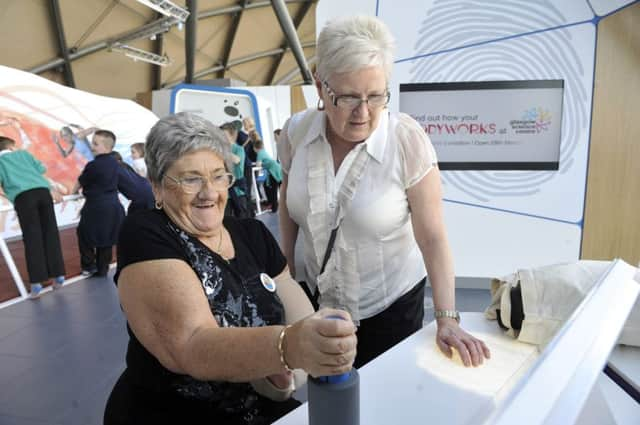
[132,157,147,178]
[279,109,438,320]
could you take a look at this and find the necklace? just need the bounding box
[216,228,228,262]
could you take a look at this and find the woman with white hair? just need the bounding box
[278,15,490,368]
[104,113,357,424]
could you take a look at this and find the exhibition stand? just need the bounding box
[275,260,639,425]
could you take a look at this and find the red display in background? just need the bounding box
[0,109,89,193]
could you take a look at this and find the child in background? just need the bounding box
[0,136,66,298]
[130,143,147,178]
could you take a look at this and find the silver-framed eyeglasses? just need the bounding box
[322,80,390,110]
[164,172,235,194]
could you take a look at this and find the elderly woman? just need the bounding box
[278,16,490,368]
[104,113,357,425]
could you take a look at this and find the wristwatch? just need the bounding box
[434,310,460,323]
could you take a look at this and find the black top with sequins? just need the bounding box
[107,209,299,425]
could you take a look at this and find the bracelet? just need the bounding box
[277,325,294,372]
[434,310,460,323]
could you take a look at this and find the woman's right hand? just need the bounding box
[284,309,357,377]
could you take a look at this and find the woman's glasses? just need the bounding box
[323,80,390,110]
[164,172,235,194]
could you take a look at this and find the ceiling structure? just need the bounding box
[0,0,317,100]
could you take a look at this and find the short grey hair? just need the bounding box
[145,112,233,184]
[316,15,395,82]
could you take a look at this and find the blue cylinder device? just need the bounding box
[307,315,360,425]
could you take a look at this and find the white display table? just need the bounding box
[274,259,639,425]
[274,312,539,425]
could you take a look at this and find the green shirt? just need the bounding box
[256,149,282,185]
[0,150,49,204]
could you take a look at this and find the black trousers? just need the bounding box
[77,226,112,276]
[354,278,425,367]
[264,177,280,212]
[225,178,252,218]
[13,188,65,283]
[299,277,426,368]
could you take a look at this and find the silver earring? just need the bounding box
[317,98,325,111]
[154,200,163,210]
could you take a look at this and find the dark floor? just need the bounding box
[0,213,491,425]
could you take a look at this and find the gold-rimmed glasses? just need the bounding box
[164,172,235,194]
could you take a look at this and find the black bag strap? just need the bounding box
[319,227,339,275]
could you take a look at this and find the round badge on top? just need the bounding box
[260,273,277,292]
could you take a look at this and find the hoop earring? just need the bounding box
[317,98,325,111]
[154,200,163,210]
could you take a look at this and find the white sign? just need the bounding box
[400,80,564,170]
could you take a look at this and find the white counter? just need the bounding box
[274,312,539,425]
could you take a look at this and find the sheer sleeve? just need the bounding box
[277,109,317,174]
[395,113,438,189]
[277,118,293,174]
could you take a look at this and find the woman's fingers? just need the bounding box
[437,324,491,367]
[443,333,473,366]
[315,308,356,336]
[294,309,358,377]
[479,339,491,359]
[314,333,357,355]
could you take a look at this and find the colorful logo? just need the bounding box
[523,107,552,133]
[260,273,277,292]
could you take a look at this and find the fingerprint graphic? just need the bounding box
[410,0,590,202]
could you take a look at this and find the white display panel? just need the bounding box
[400,80,564,170]
[172,86,258,128]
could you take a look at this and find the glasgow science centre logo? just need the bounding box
[510,107,552,134]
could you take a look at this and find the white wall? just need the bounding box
[316,0,637,278]
[153,85,291,159]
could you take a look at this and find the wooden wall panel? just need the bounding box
[136,91,153,110]
[290,85,308,114]
[582,3,640,266]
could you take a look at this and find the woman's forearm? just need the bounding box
[421,233,456,312]
[181,325,288,382]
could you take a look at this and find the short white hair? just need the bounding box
[316,15,395,82]
[145,112,232,184]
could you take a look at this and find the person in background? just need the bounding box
[103,112,357,425]
[0,136,66,298]
[243,117,259,164]
[242,116,256,134]
[221,122,251,218]
[73,130,125,277]
[129,142,147,178]
[111,151,154,214]
[278,15,490,368]
[251,132,282,213]
[232,119,248,147]
[57,124,97,161]
[231,120,255,210]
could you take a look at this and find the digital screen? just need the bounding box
[399,80,564,170]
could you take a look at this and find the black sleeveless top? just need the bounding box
[108,209,299,424]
